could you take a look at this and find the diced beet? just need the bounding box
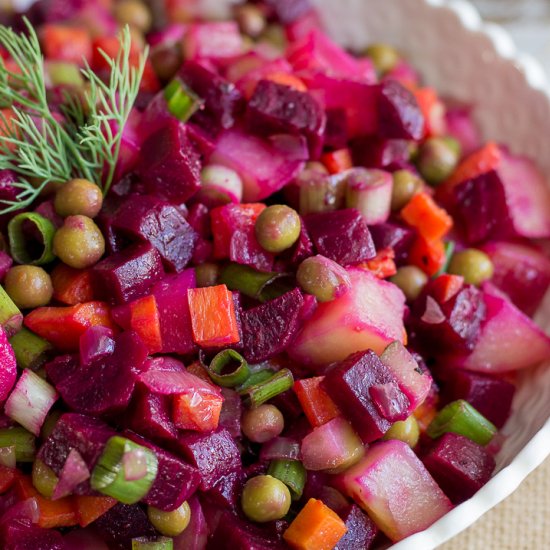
[210,128,307,202]
[173,496,208,550]
[1,519,66,550]
[0,326,17,403]
[422,433,495,503]
[368,222,415,265]
[335,504,378,550]
[322,350,409,442]
[265,0,312,24]
[219,387,242,438]
[290,268,406,366]
[205,470,244,509]
[45,354,79,386]
[305,209,376,265]
[150,270,196,355]
[186,203,211,239]
[377,79,423,140]
[38,413,115,494]
[177,428,241,491]
[442,370,515,429]
[123,431,200,511]
[324,108,348,149]
[338,440,452,542]
[92,243,165,305]
[110,194,197,272]
[94,503,156,550]
[179,60,244,133]
[444,106,481,157]
[137,119,202,203]
[352,136,412,171]
[241,288,304,363]
[246,79,325,158]
[481,241,550,316]
[54,331,148,416]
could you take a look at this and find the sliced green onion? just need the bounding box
[267,459,307,501]
[240,368,294,409]
[9,328,52,371]
[219,263,294,302]
[298,170,346,215]
[0,427,35,462]
[427,399,497,446]
[434,240,456,277]
[164,78,202,122]
[91,436,158,504]
[208,349,250,388]
[7,212,56,265]
[0,285,22,337]
[132,537,174,550]
[0,445,16,468]
[237,367,276,393]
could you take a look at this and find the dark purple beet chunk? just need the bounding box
[205,470,245,509]
[265,0,312,23]
[45,354,79,386]
[322,350,409,443]
[219,387,242,438]
[335,505,378,550]
[305,209,376,265]
[352,136,412,170]
[443,370,515,429]
[92,243,165,304]
[111,194,197,272]
[207,511,286,550]
[324,108,348,149]
[187,202,211,238]
[137,119,202,203]
[247,79,325,158]
[94,503,156,550]
[289,222,314,266]
[452,171,512,244]
[55,331,148,416]
[422,433,495,503]
[241,288,304,363]
[123,431,200,511]
[2,519,66,550]
[38,413,115,494]
[179,60,244,133]
[377,79,424,140]
[177,428,241,491]
[368,222,414,264]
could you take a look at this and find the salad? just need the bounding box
[0,0,550,548]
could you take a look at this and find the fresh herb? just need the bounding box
[0,19,147,214]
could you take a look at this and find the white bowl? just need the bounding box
[312,0,550,547]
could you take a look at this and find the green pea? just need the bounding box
[147,501,191,537]
[383,416,420,448]
[448,249,494,286]
[417,137,461,186]
[4,265,53,309]
[391,169,423,211]
[390,266,428,301]
[296,255,351,302]
[241,475,291,523]
[54,179,103,218]
[365,43,400,74]
[242,404,284,443]
[255,205,301,254]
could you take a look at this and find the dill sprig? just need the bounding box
[0,19,147,214]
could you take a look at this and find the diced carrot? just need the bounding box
[264,72,308,92]
[172,386,223,432]
[283,498,348,550]
[74,495,117,527]
[414,87,444,138]
[0,466,15,494]
[430,274,464,304]
[413,395,440,434]
[445,141,501,188]
[187,285,240,348]
[129,295,163,354]
[364,246,397,279]
[24,301,118,352]
[13,475,78,529]
[321,148,353,174]
[40,25,92,66]
[401,192,453,243]
[51,264,95,305]
[187,360,212,383]
[294,377,341,427]
[408,235,446,277]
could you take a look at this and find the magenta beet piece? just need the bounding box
[247,79,326,158]
[241,288,304,363]
[1,520,66,550]
[368,222,414,264]
[173,496,208,550]
[305,209,376,265]
[79,326,115,367]
[205,469,245,509]
[38,413,115,494]
[150,270,196,355]
[322,350,409,442]
[219,387,242,438]
[0,252,12,281]
[45,354,79,386]
[442,370,515,429]
[54,331,148,416]
[111,194,197,272]
[445,107,481,157]
[178,60,244,132]
[0,326,16,403]
[138,119,202,203]
[324,108,348,149]
[335,504,378,550]
[123,431,200,511]
[94,503,156,550]
[422,433,495,503]
[352,136,411,170]
[186,203,211,238]
[92,243,165,304]
[377,79,424,140]
[177,428,241,491]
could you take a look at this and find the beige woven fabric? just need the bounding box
[440,457,550,549]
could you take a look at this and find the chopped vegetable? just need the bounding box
[293,376,341,427]
[207,349,250,388]
[268,459,307,500]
